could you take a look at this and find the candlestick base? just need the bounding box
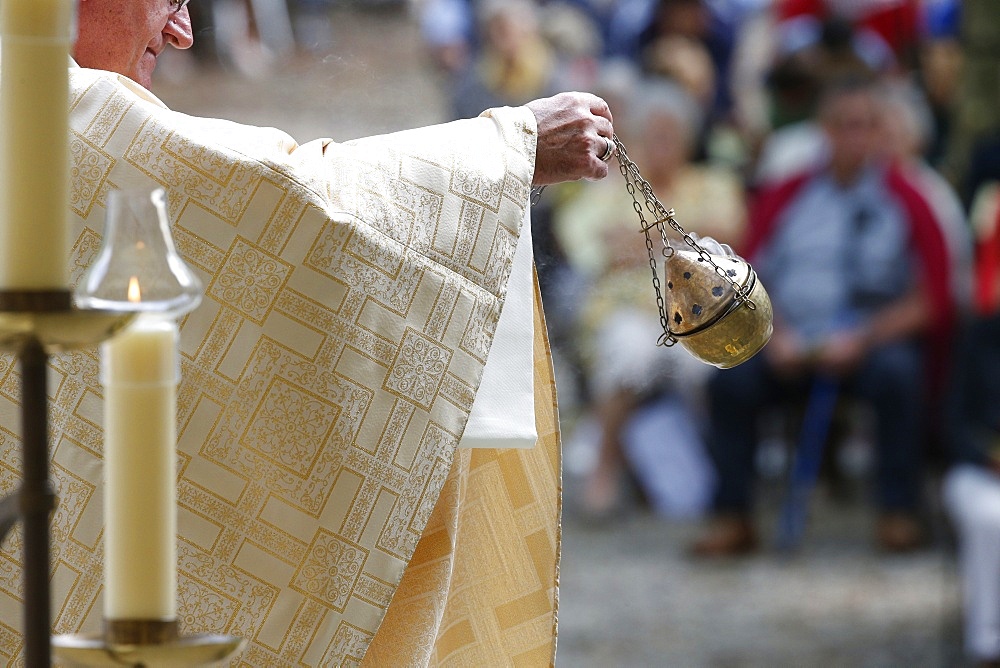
[51,631,247,667]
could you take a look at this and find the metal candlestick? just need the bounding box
[0,291,246,667]
[0,289,135,668]
[50,185,244,666]
[0,290,245,668]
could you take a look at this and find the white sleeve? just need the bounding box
[458,208,537,449]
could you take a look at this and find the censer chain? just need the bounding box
[611,135,756,347]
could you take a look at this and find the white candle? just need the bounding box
[101,315,179,620]
[0,0,73,289]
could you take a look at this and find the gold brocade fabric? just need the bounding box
[0,66,558,666]
[363,277,561,667]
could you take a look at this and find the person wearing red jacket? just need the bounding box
[691,75,955,556]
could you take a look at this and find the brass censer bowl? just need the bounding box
[612,135,772,368]
[662,247,773,368]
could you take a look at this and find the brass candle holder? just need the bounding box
[52,619,247,667]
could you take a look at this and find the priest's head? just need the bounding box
[73,0,195,89]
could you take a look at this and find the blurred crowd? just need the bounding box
[165,0,406,77]
[411,0,966,528]
[412,0,1000,664]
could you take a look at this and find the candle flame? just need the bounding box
[127,276,141,304]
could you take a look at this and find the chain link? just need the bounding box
[530,185,546,207]
[611,135,756,346]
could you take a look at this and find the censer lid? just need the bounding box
[663,249,752,337]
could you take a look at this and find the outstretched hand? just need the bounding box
[526,92,615,187]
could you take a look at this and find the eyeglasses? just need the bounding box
[169,0,190,13]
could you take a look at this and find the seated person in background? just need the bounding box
[943,310,1000,668]
[447,0,556,121]
[690,75,956,556]
[943,156,1000,668]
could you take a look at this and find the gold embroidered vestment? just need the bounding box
[0,66,561,666]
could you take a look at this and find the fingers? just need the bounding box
[582,91,612,123]
[587,153,611,182]
[594,115,614,139]
[527,91,617,186]
[553,91,615,134]
[567,92,617,172]
[578,93,616,168]
[596,134,616,163]
[592,115,615,166]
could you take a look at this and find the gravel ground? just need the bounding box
[557,479,964,667]
[153,6,968,666]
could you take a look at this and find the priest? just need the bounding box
[0,0,617,664]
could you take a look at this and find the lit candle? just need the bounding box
[0,0,74,289]
[101,292,179,620]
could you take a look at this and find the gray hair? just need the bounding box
[627,78,702,149]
